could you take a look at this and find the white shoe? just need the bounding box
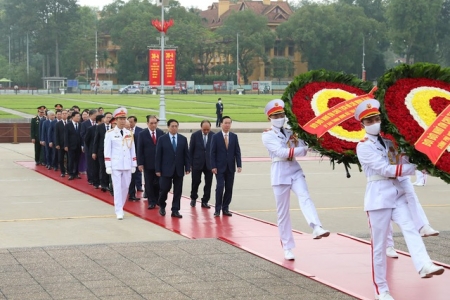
[386,246,399,258]
[419,262,445,278]
[420,224,439,237]
[413,182,425,186]
[375,291,395,300]
[117,215,124,220]
[284,249,295,260]
[312,226,330,239]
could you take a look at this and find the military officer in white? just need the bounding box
[262,99,330,261]
[355,99,444,300]
[104,107,137,220]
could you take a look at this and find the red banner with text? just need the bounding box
[148,49,176,86]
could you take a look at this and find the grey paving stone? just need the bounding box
[1,283,46,296]
[100,295,144,300]
[33,275,79,284]
[159,274,207,285]
[0,264,26,273]
[0,276,38,287]
[141,291,192,300]
[3,292,52,300]
[81,279,126,289]
[89,286,137,297]
[71,272,117,281]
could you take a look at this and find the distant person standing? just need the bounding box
[127,116,143,201]
[30,106,46,165]
[85,115,104,189]
[64,112,82,180]
[92,112,112,192]
[189,120,215,208]
[216,98,223,128]
[104,108,137,220]
[210,116,242,217]
[54,110,68,177]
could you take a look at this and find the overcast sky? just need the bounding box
[77,0,210,11]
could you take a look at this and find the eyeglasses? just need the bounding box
[149,122,157,124]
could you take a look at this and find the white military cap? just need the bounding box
[113,107,127,118]
[354,99,380,121]
[264,99,285,117]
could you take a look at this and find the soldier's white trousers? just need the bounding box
[112,169,132,217]
[367,203,431,295]
[272,176,321,250]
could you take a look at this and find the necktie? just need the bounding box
[280,128,286,137]
[75,123,77,131]
[63,121,66,126]
[172,136,176,151]
[377,135,386,149]
[106,125,109,130]
[224,134,228,149]
[120,129,123,136]
[203,134,207,147]
[152,131,156,144]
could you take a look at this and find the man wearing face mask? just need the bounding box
[261,99,330,261]
[355,99,443,300]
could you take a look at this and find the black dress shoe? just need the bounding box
[159,207,166,216]
[214,212,220,217]
[143,193,147,198]
[68,176,74,180]
[223,211,232,216]
[201,202,211,209]
[53,167,58,171]
[88,182,93,185]
[128,196,140,201]
[137,189,144,192]
[148,204,156,209]
[76,175,82,179]
[171,211,183,218]
[190,199,196,207]
[101,186,107,192]
[60,174,65,177]
[94,185,99,189]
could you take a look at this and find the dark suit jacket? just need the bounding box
[80,119,93,146]
[47,119,57,144]
[54,120,66,148]
[40,120,51,143]
[155,133,190,177]
[216,102,223,114]
[84,125,98,155]
[30,116,40,140]
[189,130,214,171]
[210,131,242,173]
[64,122,81,151]
[137,128,164,170]
[39,116,46,141]
[92,123,107,155]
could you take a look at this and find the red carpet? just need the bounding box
[18,161,450,300]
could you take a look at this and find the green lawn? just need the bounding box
[0,93,283,122]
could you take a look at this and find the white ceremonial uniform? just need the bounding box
[357,134,433,295]
[262,126,322,250]
[104,127,137,218]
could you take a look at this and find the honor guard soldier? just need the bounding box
[262,99,330,261]
[104,108,137,220]
[355,99,444,300]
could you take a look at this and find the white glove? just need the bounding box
[131,167,136,174]
[106,167,112,175]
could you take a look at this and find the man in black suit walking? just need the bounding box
[215,98,223,128]
[30,106,46,165]
[155,119,190,218]
[189,120,214,208]
[127,116,143,201]
[138,115,164,209]
[85,115,104,189]
[210,116,242,217]
[92,112,112,191]
[81,109,98,184]
[64,112,82,180]
[54,110,68,177]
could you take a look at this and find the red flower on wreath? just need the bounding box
[292,82,368,154]
[384,78,450,173]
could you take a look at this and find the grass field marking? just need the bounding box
[0,106,33,118]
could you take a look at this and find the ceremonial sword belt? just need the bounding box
[367,175,397,182]
[272,157,293,162]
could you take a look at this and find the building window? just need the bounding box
[274,41,284,57]
[288,44,294,57]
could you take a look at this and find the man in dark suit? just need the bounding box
[30,106,46,165]
[46,111,58,170]
[64,112,82,180]
[210,116,242,217]
[80,109,98,184]
[189,120,214,208]
[93,112,113,191]
[127,116,143,201]
[41,111,55,169]
[215,98,223,128]
[85,114,104,189]
[155,119,190,218]
[138,115,164,209]
[54,110,68,177]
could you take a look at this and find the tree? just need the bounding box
[277,2,387,79]
[437,0,450,66]
[216,10,275,84]
[270,57,293,84]
[386,0,443,64]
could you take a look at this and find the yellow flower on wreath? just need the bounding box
[406,87,450,128]
[311,89,365,142]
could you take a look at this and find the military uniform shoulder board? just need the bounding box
[360,137,369,142]
[263,128,272,132]
[107,128,114,132]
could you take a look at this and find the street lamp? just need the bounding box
[158,0,170,126]
[362,35,366,81]
[236,33,240,87]
[8,34,11,88]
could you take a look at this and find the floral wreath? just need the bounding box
[282,70,374,172]
[377,63,450,183]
